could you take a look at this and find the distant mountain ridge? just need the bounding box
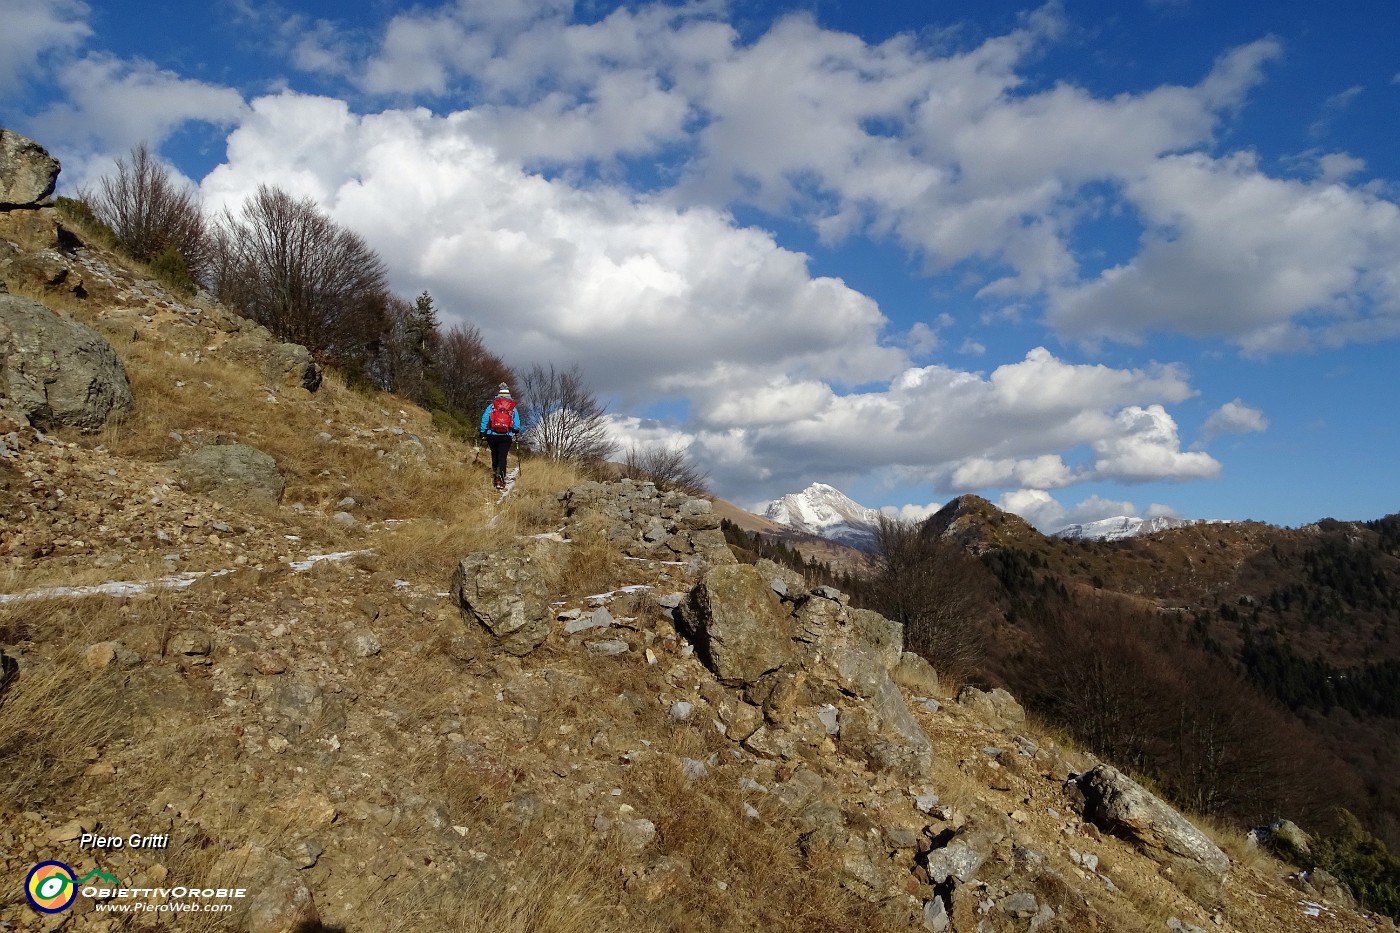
[760,485,1227,548]
[1052,515,1228,541]
[761,482,882,549]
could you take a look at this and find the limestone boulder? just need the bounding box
[388,436,427,470]
[0,293,132,431]
[269,341,323,391]
[0,208,76,262]
[849,607,904,670]
[956,686,1025,731]
[211,845,319,933]
[2,248,84,297]
[924,827,1004,885]
[0,129,60,207]
[224,334,323,392]
[1264,818,1312,861]
[892,651,941,697]
[753,558,808,602]
[1074,764,1230,905]
[836,675,934,782]
[453,540,561,656]
[174,443,285,505]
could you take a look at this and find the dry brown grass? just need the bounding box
[88,325,548,585]
[372,518,508,582]
[454,833,625,933]
[492,457,578,531]
[1020,709,1095,775]
[1090,856,1196,933]
[0,551,178,596]
[27,252,599,594]
[92,333,476,511]
[557,513,631,599]
[1198,812,1273,875]
[626,758,907,933]
[0,597,145,808]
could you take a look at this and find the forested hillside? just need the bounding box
[851,497,1400,917]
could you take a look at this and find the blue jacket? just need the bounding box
[481,398,521,435]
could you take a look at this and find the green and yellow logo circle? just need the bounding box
[25,860,77,913]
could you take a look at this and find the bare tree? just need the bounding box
[518,363,616,463]
[207,185,390,368]
[438,323,516,418]
[365,295,423,397]
[620,444,709,496]
[1032,598,1173,773]
[82,142,208,283]
[861,515,995,680]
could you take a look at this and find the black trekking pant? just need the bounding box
[486,433,513,478]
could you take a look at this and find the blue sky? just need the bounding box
[5,0,1399,529]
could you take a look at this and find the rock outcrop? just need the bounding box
[0,292,133,431]
[0,129,60,207]
[211,844,320,933]
[924,494,1042,553]
[558,478,734,565]
[223,333,323,393]
[955,685,1026,732]
[682,560,934,783]
[686,563,796,686]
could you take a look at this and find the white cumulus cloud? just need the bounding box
[0,0,91,94]
[1050,151,1400,353]
[30,54,247,182]
[32,1,1371,512]
[1091,405,1220,482]
[1200,399,1269,442]
[200,95,904,415]
[880,501,944,522]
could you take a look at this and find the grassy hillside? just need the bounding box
[2,186,1396,931]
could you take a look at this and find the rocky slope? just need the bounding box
[1,130,1394,933]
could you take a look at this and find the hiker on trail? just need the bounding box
[480,383,520,490]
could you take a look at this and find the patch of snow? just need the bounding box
[286,549,375,572]
[1,550,374,604]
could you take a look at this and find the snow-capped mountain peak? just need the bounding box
[761,483,882,549]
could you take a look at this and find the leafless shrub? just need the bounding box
[518,363,616,464]
[439,323,517,418]
[619,443,709,496]
[862,515,995,680]
[81,142,208,284]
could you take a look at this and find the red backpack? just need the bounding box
[488,397,516,433]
